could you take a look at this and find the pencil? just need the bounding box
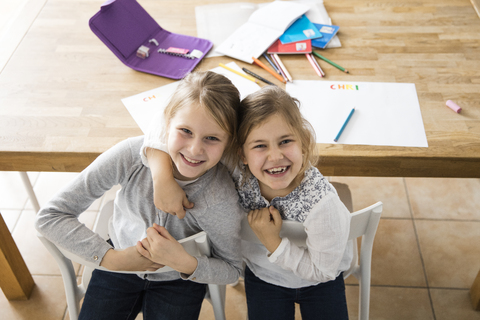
[272,54,292,82]
[242,67,276,86]
[305,54,323,77]
[334,107,355,142]
[263,53,282,75]
[312,51,349,73]
[269,54,289,82]
[251,56,286,83]
[219,63,259,84]
[310,53,325,76]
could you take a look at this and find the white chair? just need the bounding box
[38,200,226,320]
[240,182,382,320]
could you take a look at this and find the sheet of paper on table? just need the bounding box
[196,0,341,58]
[286,80,429,148]
[121,62,260,133]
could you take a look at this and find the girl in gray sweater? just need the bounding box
[35,71,244,320]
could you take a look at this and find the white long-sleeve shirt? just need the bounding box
[234,166,353,288]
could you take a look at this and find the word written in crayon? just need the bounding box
[330,84,359,90]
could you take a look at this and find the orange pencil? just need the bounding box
[252,56,286,83]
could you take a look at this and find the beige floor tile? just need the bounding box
[416,220,480,288]
[430,288,480,320]
[405,177,480,220]
[346,285,434,320]
[200,281,248,320]
[331,177,411,218]
[12,209,62,275]
[1,209,22,231]
[0,171,29,209]
[25,171,103,212]
[352,218,427,287]
[0,275,67,320]
[12,209,98,276]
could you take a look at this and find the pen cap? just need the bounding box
[446,100,461,113]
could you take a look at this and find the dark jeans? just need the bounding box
[78,269,206,320]
[244,266,349,320]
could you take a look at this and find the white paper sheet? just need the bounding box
[215,1,309,63]
[121,62,260,133]
[195,0,340,58]
[286,80,428,147]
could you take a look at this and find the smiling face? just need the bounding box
[166,104,229,181]
[241,114,304,201]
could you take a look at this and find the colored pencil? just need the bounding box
[305,54,323,77]
[242,67,276,86]
[251,56,286,83]
[269,54,288,82]
[310,53,325,76]
[334,108,355,142]
[263,53,282,75]
[219,63,259,84]
[272,54,292,82]
[312,51,349,73]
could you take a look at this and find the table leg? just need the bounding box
[471,269,480,310]
[0,213,35,300]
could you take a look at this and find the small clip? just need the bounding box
[136,45,150,59]
[149,38,159,46]
[189,49,203,59]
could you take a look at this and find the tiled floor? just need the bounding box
[1,171,479,319]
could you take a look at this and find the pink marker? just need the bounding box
[446,100,461,113]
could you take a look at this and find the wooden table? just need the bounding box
[0,0,479,304]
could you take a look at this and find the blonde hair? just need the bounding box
[164,71,241,166]
[237,85,318,179]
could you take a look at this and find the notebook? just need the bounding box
[267,39,312,54]
[215,1,309,63]
[89,0,212,79]
[311,23,340,49]
[279,15,322,44]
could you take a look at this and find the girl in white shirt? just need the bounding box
[141,86,353,320]
[234,86,352,320]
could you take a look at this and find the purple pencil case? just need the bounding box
[89,0,212,79]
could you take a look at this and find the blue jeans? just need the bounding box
[244,266,348,320]
[78,269,206,320]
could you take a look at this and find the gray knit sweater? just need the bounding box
[35,136,244,284]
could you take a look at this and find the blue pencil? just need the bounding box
[263,53,281,75]
[334,107,355,142]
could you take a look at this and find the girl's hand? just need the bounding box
[154,177,193,219]
[136,224,198,275]
[248,206,282,253]
[100,246,164,272]
[147,148,194,219]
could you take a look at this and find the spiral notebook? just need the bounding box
[89,0,212,79]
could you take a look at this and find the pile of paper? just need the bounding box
[195,0,341,61]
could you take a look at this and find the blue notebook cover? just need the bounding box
[279,15,322,44]
[311,23,340,49]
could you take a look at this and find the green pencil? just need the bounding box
[312,51,349,74]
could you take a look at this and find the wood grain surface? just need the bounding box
[0,0,479,177]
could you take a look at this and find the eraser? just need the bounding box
[136,45,149,59]
[166,47,189,54]
[446,100,461,113]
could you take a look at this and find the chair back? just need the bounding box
[240,201,382,271]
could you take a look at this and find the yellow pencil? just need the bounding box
[219,63,259,84]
